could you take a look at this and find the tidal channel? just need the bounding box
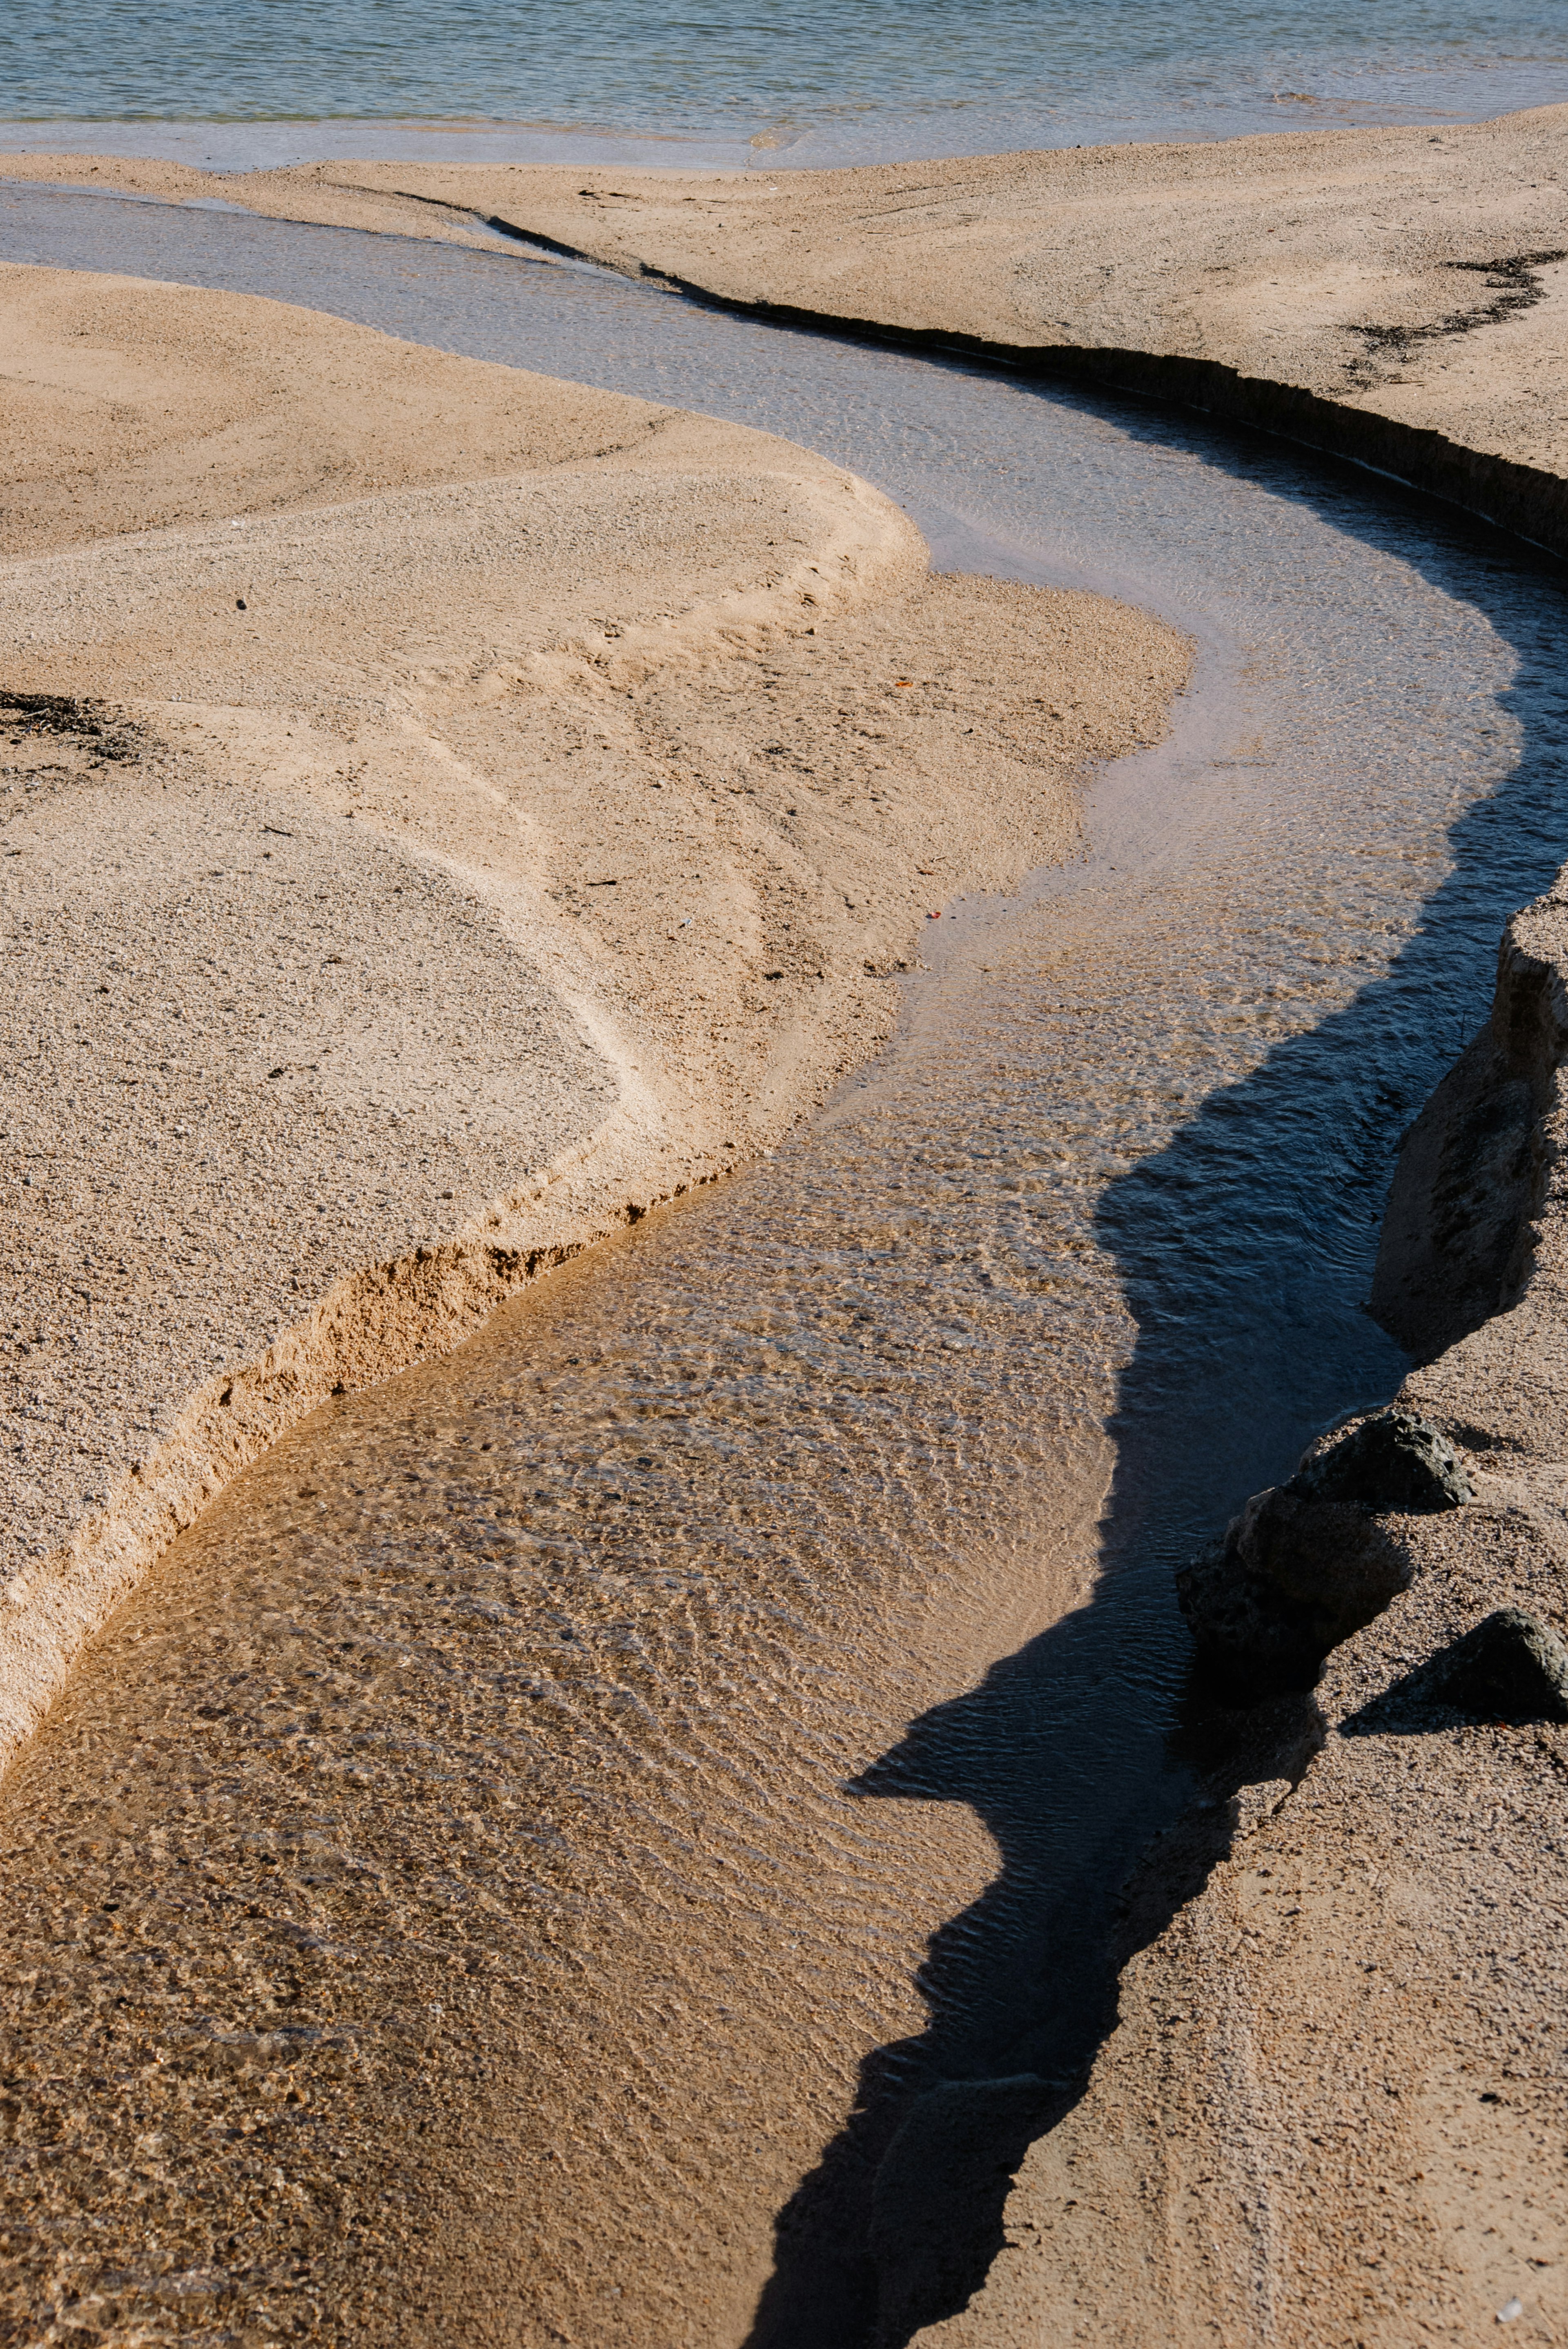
[4,184,1568,2345]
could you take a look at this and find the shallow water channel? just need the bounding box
[6,187,1568,2344]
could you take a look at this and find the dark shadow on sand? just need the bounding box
[742,432,1568,2349]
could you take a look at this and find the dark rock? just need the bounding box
[1289,1407,1472,1513]
[1177,1409,1472,1699]
[1347,1608,1568,1733]
[1177,1491,1414,1697]
[1371,1025,1537,1364]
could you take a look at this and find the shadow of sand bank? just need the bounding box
[743,442,1568,2349]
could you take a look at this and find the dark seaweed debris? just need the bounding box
[1346,250,1568,381]
[0,690,144,764]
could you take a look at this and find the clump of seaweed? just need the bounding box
[0,690,145,765]
[1345,249,1568,382]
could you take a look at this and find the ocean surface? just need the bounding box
[2,0,1568,169]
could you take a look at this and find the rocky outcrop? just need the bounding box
[1176,1409,1470,1695]
[1372,910,1568,1362]
[1347,1605,1568,1731]
[1291,1406,1475,1513]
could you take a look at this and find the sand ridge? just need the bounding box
[0,264,1187,1787]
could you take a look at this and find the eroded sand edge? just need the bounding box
[8,101,1567,546]
[0,266,1187,1788]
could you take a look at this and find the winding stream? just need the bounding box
[4,186,1568,2345]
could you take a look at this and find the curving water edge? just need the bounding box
[2,186,1568,2346]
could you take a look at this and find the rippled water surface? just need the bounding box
[3,0,1568,162]
[4,190,1568,2343]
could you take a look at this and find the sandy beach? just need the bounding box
[5,98,1568,2348]
[0,263,1185,1781]
[8,100,1567,541]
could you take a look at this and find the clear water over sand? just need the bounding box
[3,0,1568,166]
[4,192,1568,2342]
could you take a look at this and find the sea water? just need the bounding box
[2,0,1567,169]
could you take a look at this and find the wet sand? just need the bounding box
[0,252,1201,2349]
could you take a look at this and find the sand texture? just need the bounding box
[7,103,1568,537]
[0,265,1186,1793]
[902,896,1568,2348]
[7,109,1568,2347]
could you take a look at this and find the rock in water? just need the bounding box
[1176,1409,1469,1698]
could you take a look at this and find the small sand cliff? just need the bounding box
[0,267,1187,1783]
[891,898,1568,2348]
[8,101,1567,549]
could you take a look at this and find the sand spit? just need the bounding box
[7,102,1568,547]
[892,901,1568,2348]
[0,265,1187,1786]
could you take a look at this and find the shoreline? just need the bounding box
[0,263,1186,1785]
[6,106,1568,2342]
[4,45,1568,170]
[6,100,1567,555]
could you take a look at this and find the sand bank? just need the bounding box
[7,101,1568,544]
[0,265,1186,1784]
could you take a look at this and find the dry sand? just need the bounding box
[0,264,1185,1793]
[8,100,1568,532]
